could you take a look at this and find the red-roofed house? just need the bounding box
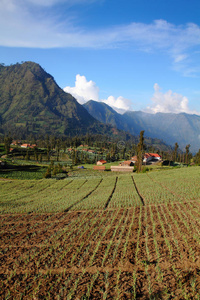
[143,153,162,163]
[119,160,134,166]
[131,156,138,163]
[11,140,21,146]
[21,144,31,148]
[88,150,95,153]
[97,159,107,165]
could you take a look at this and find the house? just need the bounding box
[97,159,107,165]
[119,160,134,166]
[143,153,162,163]
[11,140,21,146]
[29,144,37,149]
[88,150,95,153]
[131,156,138,163]
[21,144,31,148]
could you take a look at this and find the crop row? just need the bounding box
[1,201,200,298]
[148,167,200,201]
[0,166,199,213]
[107,175,142,208]
[1,175,143,213]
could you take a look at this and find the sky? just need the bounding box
[0,0,200,114]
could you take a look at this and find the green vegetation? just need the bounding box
[0,166,199,214]
[0,162,47,180]
[0,61,116,138]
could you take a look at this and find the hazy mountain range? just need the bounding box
[0,61,199,153]
[83,100,200,153]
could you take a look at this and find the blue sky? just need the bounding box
[0,0,200,114]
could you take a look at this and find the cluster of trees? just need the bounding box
[2,132,200,167]
[168,143,193,164]
[44,161,67,178]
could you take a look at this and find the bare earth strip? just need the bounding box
[1,203,200,299]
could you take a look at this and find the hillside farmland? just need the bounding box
[0,167,200,299]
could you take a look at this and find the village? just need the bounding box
[2,135,195,180]
[94,153,162,172]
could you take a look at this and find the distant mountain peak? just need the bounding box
[84,100,200,153]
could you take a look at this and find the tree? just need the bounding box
[34,147,39,161]
[44,167,51,178]
[39,154,42,163]
[173,142,179,162]
[50,136,56,150]
[71,149,78,165]
[185,144,190,164]
[194,149,200,165]
[4,136,12,155]
[56,139,61,162]
[136,130,144,173]
[25,149,30,161]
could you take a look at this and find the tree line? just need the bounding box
[1,133,200,166]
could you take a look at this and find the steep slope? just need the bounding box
[83,100,140,134]
[0,62,110,137]
[83,100,128,130]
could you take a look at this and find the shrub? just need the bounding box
[44,167,51,178]
[141,167,149,173]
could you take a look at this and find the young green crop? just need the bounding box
[108,174,142,208]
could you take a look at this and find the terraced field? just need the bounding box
[0,167,200,299]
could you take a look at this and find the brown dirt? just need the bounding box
[1,203,200,299]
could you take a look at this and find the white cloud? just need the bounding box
[63,75,132,112]
[146,83,199,115]
[1,2,200,76]
[64,74,99,104]
[0,2,200,53]
[174,54,188,63]
[102,96,132,112]
[64,77,200,115]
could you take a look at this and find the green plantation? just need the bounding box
[0,166,199,213]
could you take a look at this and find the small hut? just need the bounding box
[97,159,107,166]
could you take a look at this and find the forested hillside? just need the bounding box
[0,62,112,138]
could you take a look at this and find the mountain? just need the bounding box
[124,111,200,153]
[83,100,200,153]
[0,62,114,138]
[0,62,190,152]
[83,100,128,131]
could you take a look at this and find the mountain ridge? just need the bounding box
[0,61,192,153]
[0,62,117,138]
[83,100,200,152]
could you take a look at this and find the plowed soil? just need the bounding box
[1,202,200,299]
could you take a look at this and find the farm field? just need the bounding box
[0,166,200,299]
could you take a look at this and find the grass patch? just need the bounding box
[0,163,47,180]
